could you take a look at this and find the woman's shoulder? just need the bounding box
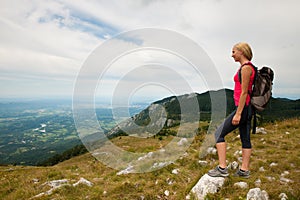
[240,63,253,77]
[241,64,252,71]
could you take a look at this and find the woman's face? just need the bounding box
[231,47,243,62]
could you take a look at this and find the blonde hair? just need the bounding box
[234,42,253,61]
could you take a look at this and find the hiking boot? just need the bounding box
[208,166,229,177]
[234,169,250,178]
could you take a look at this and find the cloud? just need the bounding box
[0,0,103,96]
[0,0,299,99]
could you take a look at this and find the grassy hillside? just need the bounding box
[0,118,299,200]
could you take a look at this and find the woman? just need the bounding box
[208,42,255,178]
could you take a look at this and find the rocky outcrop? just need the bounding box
[30,178,93,199]
[234,181,248,189]
[246,188,269,200]
[190,174,225,200]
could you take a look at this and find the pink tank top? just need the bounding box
[233,62,256,106]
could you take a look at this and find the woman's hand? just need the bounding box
[232,113,241,125]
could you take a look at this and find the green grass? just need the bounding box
[0,118,299,199]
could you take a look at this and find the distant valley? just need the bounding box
[0,99,145,165]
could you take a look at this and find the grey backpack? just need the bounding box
[239,63,274,133]
[239,63,274,111]
[251,66,274,111]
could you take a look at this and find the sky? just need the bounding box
[0,0,299,103]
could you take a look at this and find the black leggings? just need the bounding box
[215,105,252,149]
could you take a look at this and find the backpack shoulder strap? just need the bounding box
[238,62,256,83]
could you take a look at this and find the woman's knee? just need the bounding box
[216,137,225,144]
[241,140,252,148]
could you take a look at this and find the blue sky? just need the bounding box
[0,0,299,102]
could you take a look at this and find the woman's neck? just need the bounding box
[239,58,250,66]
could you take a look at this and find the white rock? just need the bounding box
[285,131,290,135]
[191,174,225,200]
[178,138,189,146]
[280,171,289,177]
[265,176,276,182]
[259,167,265,172]
[238,157,243,162]
[207,147,217,155]
[31,192,46,199]
[182,152,189,157]
[166,178,174,185]
[230,161,239,170]
[117,165,134,175]
[167,119,174,127]
[234,181,248,189]
[32,178,39,184]
[172,168,179,174]
[32,178,94,199]
[270,162,278,167]
[185,194,191,200]
[261,190,269,200]
[279,193,288,200]
[198,160,208,166]
[47,179,69,188]
[256,127,267,134]
[255,179,261,187]
[73,177,93,187]
[280,177,294,184]
[152,161,172,169]
[137,152,153,161]
[234,150,242,157]
[246,188,269,200]
[164,190,170,196]
[42,179,70,196]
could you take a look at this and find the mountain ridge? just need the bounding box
[106,88,300,138]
